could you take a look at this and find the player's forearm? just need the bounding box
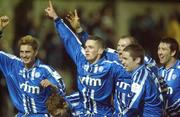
[54,17,82,61]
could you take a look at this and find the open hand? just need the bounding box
[66,9,82,33]
[0,16,9,31]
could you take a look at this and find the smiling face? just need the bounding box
[85,40,103,64]
[20,45,37,68]
[18,35,39,68]
[158,42,175,66]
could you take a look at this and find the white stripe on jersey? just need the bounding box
[91,90,97,113]
[22,94,28,113]
[116,90,122,113]
[168,99,180,112]
[39,65,62,81]
[124,69,148,114]
[106,48,117,53]
[30,98,37,113]
[23,68,26,78]
[82,88,88,109]
[31,68,36,80]
[133,72,139,83]
[0,51,21,61]
[103,60,122,66]
[61,19,86,56]
[136,70,143,83]
[167,69,174,81]
[67,92,80,98]
[122,93,126,105]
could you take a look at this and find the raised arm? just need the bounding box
[65,9,120,62]
[0,16,19,74]
[0,16,9,39]
[45,0,86,64]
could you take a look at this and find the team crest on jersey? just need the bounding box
[98,66,104,72]
[172,74,177,80]
[35,72,41,78]
[18,70,24,76]
[131,83,141,93]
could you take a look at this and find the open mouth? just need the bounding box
[159,55,164,60]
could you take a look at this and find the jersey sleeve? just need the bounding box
[54,18,86,65]
[0,51,20,75]
[77,30,89,46]
[42,65,66,96]
[112,62,130,79]
[124,70,162,116]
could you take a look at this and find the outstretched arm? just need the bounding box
[45,0,86,64]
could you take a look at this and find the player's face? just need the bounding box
[121,51,139,72]
[158,42,174,65]
[85,40,103,63]
[117,38,132,59]
[20,45,37,68]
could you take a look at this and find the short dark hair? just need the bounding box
[160,37,179,58]
[123,44,145,65]
[86,35,107,49]
[18,35,39,51]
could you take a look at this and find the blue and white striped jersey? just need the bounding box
[114,64,163,117]
[65,92,83,116]
[77,30,164,115]
[0,51,65,116]
[55,17,130,117]
[78,30,158,73]
[159,60,180,116]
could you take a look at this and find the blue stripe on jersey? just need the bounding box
[159,60,180,116]
[0,51,65,114]
[115,65,162,116]
[55,17,130,116]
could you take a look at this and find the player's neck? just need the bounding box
[25,62,35,69]
[165,57,176,69]
[89,55,101,64]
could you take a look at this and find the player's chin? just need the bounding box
[86,57,91,61]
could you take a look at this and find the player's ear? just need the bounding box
[135,57,141,65]
[98,48,104,55]
[34,50,38,56]
[171,50,176,57]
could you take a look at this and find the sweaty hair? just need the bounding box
[18,35,39,51]
[160,37,179,58]
[123,44,145,65]
[87,35,107,49]
[119,35,138,45]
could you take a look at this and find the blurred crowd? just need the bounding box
[0,0,180,116]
